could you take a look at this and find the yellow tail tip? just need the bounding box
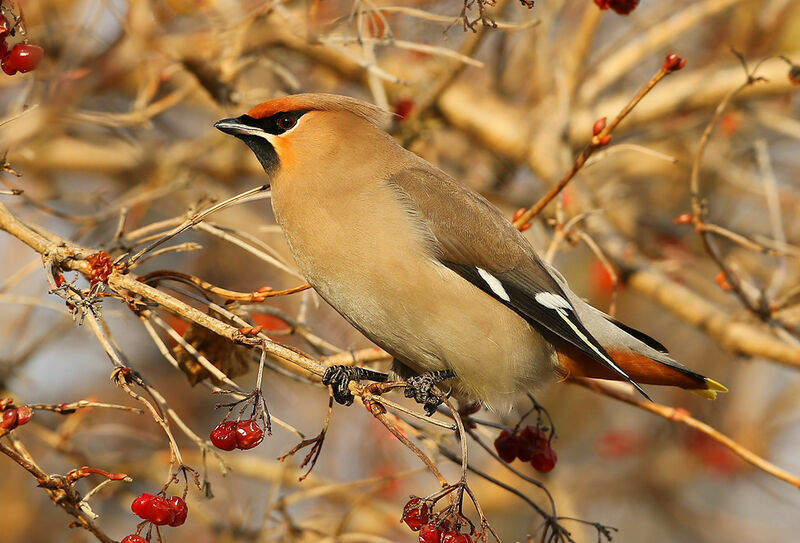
[689,378,728,400]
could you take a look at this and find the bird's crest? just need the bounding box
[247,93,391,126]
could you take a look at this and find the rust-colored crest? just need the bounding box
[246,93,391,126]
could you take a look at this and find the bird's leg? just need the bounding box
[404,369,456,416]
[321,365,388,406]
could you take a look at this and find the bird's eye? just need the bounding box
[277,114,296,131]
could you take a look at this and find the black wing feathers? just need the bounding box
[445,262,650,399]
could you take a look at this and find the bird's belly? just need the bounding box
[306,253,556,407]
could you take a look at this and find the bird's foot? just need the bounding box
[404,369,456,415]
[321,365,388,406]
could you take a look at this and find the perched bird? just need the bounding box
[215,93,726,413]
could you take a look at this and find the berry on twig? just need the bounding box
[402,497,430,531]
[663,53,687,72]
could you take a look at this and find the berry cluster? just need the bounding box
[210,419,264,450]
[593,0,639,15]
[402,498,477,543]
[0,12,44,76]
[493,425,558,472]
[130,493,188,527]
[1,398,33,431]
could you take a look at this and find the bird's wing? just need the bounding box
[386,166,650,398]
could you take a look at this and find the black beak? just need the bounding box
[214,116,279,174]
[214,117,249,136]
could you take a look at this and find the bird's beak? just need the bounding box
[214,117,250,136]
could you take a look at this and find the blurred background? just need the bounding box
[1,0,799,542]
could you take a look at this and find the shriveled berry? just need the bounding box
[131,493,156,518]
[145,495,176,526]
[531,446,558,473]
[3,43,44,75]
[235,419,264,450]
[402,497,430,531]
[1,408,18,430]
[121,535,147,543]
[210,420,237,451]
[86,250,112,285]
[442,532,472,543]
[493,430,519,463]
[167,495,188,526]
[419,524,442,543]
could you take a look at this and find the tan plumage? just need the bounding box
[215,93,726,411]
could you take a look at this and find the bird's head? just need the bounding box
[214,93,392,177]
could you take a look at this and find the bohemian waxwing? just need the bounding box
[215,93,726,414]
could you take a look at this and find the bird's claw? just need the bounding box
[322,366,355,406]
[322,365,389,407]
[404,374,445,416]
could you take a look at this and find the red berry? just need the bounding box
[419,524,442,543]
[402,497,430,531]
[131,493,155,518]
[1,408,18,430]
[15,406,33,426]
[2,43,44,75]
[121,536,147,543]
[0,14,9,39]
[531,446,558,473]
[594,0,639,14]
[442,532,472,543]
[521,426,548,448]
[210,420,237,451]
[1,55,15,75]
[167,496,188,527]
[493,430,519,463]
[145,495,176,526]
[235,419,264,450]
[0,40,7,58]
[517,426,547,462]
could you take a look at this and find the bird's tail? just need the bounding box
[556,344,728,399]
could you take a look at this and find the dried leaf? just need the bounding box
[173,311,251,386]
